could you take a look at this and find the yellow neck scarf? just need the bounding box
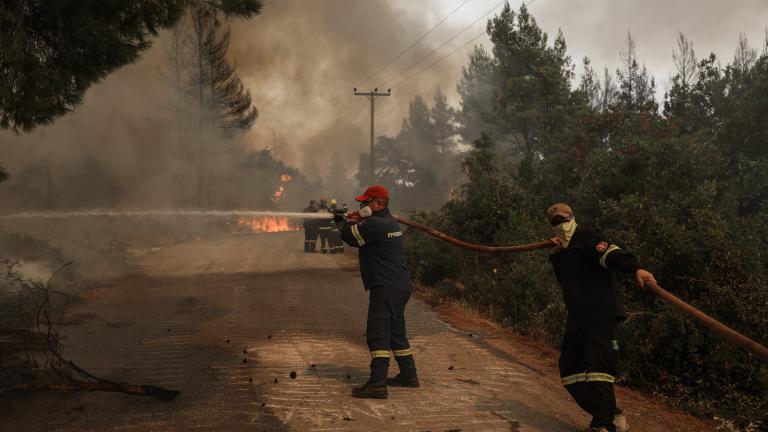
[553,219,577,248]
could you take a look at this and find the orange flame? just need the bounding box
[236,216,300,233]
[271,174,293,206]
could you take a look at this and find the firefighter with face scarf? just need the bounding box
[546,203,656,432]
[336,185,418,399]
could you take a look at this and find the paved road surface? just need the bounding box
[1,232,711,431]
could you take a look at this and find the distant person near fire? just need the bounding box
[302,200,319,252]
[317,196,333,254]
[336,185,418,399]
[546,202,656,432]
[328,199,345,254]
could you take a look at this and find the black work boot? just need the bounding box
[353,356,389,398]
[387,373,420,387]
[388,354,419,387]
[351,381,388,399]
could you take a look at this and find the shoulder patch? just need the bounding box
[596,241,609,253]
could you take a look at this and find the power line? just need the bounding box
[355,0,472,88]
[354,89,391,184]
[379,0,507,88]
[383,0,539,89]
[332,2,471,145]
[340,0,540,146]
[390,30,488,88]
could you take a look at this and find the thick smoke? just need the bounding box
[0,0,766,210]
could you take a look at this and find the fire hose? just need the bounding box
[394,215,768,361]
[2,208,766,360]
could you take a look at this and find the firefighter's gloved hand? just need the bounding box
[333,211,345,223]
[548,237,562,254]
[346,211,362,223]
[635,268,656,289]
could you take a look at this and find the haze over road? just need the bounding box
[1,232,710,431]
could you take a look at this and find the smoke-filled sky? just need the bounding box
[1,0,766,186]
[228,0,767,175]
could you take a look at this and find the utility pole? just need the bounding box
[354,88,390,184]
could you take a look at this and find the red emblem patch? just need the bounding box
[596,241,609,253]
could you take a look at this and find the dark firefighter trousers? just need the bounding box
[318,227,332,253]
[304,226,318,252]
[559,318,622,432]
[330,227,344,253]
[367,288,416,385]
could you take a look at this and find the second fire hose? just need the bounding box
[393,215,768,362]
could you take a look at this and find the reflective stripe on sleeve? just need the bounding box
[560,373,586,386]
[599,245,621,269]
[585,372,615,383]
[392,348,412,357]
[370,350,390,358]
[561,372,616,385]
[351,224,366,246]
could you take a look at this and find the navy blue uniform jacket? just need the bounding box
[340,208,411,292]
[549,227,640,333]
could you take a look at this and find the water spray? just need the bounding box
[1,209,765,361]
[0,209,332,220]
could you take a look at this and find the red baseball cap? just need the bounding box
[355,185,389,202]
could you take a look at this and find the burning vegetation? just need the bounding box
[235,215,300,234]
[271,174,293,206]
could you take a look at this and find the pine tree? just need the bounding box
[168,1,261,206]
[597,67,619,112]
[0,0,186,133]
[431,87,456,154]
[0,0,261,133]
[733,33,757,72]
[579,57,600,109]
[486,3,575,156]
[664,33,700,132]
[616,31,657,113]
[206,25,259,133]
[456,46,497,142]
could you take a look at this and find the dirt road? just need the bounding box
[1,232,712,431]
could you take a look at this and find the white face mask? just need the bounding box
[552,218,577,248]
[358,206,373,218]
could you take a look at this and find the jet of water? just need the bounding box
[0,210,334,220]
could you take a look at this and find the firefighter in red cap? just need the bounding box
[336,185,418,399]
[546,203,656,432]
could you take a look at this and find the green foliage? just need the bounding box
[217,0,262,17]
[404,3,768,428]
[0,0,262,133]
[0,0,185,133]
[357,88,460,211]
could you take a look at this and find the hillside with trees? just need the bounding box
[400,3,768,428]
